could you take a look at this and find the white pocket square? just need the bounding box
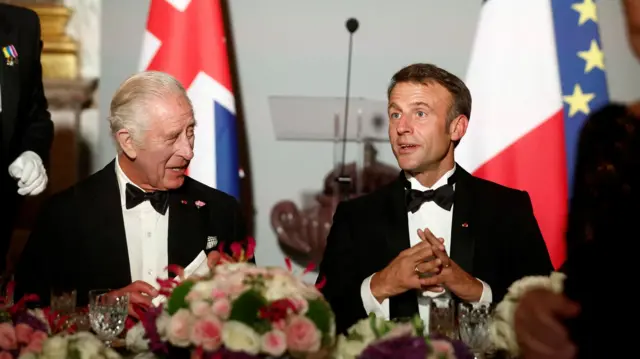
[152,250,209,306]
[206,235,218,249]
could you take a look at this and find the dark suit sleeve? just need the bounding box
[496,191,554,301]
[18,11,53,165]
[232,198,253,264]
[316,202,367,334]
[14,198,63,307]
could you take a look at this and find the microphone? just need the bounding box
[336,18,359,200]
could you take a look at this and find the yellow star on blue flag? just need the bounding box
[551,0,609,196]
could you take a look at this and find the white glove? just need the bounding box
[8,151,48,196]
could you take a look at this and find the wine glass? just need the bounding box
[88,289,128,347]
[457,302,494,358]
[427,294,457,339]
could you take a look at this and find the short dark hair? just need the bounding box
[387,63,472,126]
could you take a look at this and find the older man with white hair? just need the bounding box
[14,71,248,315]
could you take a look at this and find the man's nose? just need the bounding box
[396,117,412,134]
[177,136,194,160]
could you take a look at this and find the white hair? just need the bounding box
[108,71,192,151]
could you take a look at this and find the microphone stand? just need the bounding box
[336,18,359,201]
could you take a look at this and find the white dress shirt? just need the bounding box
[360,165,492,325]
[114,157,169,289]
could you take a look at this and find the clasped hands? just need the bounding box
[8,151,47,196]
[111,251,222,318]
[370,228,483,303]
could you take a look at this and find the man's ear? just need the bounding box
[449,115,469,143]
[116,129,137,159]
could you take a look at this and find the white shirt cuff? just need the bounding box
[474,278,493,304]
[360,274,390,320]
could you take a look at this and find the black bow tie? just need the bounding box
[404,172,457,213]
[125,183,170,215]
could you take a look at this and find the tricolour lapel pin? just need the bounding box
[462,222,469,228]
[206,236,218,249]
[2,45,18,66]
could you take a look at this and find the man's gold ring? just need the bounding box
[414,265,421,274]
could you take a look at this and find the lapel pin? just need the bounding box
[195,200,206,209]
[2,45,18,66]
[206,236,218,249]
[462,222,469,228]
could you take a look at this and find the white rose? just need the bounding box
[156,312,172,339]
[125,322,150,353]
[345,317,384,344]
[191,280,215,299]
[335,336,367,359]
[263,274,299,301]
[167,309,194,347]
[214,263,252,275]
[74,337,103,359]
[221,321,261,355]
[41,336,69,359]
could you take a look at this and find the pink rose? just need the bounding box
[290,297,308,314]
[272,319,286,331]
[284,316,321,352]
[431,339,455,358]
[20,330,47,355]
[168,309,194,347]
[190,316,222,352]
[0,323,17,351]
[15,323,33,344]
[211,298,230,319]
[261,330,286,357]
[210,288,226,300]
[0,351,12,359]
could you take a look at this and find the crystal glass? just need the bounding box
[428,294,457,339]
[457,302,495,358]
[88,289,128,346]
[51,288,77,315]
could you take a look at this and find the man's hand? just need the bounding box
[8,151,47,196]
[514,288,580,359]
[111,280,158,319]
[369,235,444,303]
[207,251,221,270]
[415,228,483,302]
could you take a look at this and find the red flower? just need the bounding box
[259,299,298,323]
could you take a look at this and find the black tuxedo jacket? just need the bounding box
[0,4,52,171]
[14,160,248,307]
[317,165,554,334]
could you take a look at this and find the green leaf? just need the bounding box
[167,281,195,315]
[228,290,268,329]
[68,348,82,359]
[305,299,334,344]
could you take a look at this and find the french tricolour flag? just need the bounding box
[139,0,239,199]
[456,0,609,268]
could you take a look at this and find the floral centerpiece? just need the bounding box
[488,271,566,357]
[126,237,336,358]
[336,314,473,359]
[0,283,120,359]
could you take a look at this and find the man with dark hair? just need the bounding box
[0,3,53,274]
[317,63,553,334]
